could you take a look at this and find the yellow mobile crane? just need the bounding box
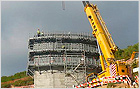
[82,1,130,78]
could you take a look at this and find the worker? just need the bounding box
[37,28,40,37]
[81,57,84,64]
[62,45,65,49]
[41,31,44,36]
[50,57,55,64]
[133,82,137,88]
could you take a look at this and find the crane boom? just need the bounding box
[83,1,118,53]
[83,1,117,67]
[82,1,130,78]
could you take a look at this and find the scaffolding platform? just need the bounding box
[27,32,101,88]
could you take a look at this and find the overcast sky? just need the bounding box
[1,1,138,76]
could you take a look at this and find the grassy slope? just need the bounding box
[1,71,33,88]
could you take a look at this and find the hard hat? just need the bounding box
[62,45,65,49]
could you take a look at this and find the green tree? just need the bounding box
[115,43,139,60]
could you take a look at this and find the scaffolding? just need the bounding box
[27,32,101,87]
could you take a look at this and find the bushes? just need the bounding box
[1,83,11,88]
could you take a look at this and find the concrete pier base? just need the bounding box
[34,70,85,88]
[34,70,66,88]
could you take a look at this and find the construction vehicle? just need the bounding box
[82,1,131,79]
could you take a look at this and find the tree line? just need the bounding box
[115,43,139,60]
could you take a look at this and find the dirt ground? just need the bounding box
[1,76,31,85]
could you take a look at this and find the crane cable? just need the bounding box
[62,1,65,10]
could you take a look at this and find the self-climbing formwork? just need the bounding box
[27,32,101,88]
